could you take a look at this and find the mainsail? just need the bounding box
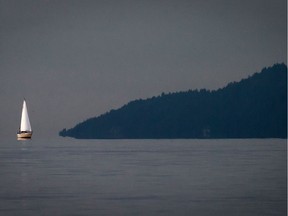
[20,100,32,132]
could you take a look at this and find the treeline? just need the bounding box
[60,63,287,139]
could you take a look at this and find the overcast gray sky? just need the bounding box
[0,0,286,138]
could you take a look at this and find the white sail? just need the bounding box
[20,100,32,132]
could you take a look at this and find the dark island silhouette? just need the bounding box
[60,63,287,139]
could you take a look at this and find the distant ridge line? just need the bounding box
[59,63,287,139]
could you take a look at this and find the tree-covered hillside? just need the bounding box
[60,64,287,139]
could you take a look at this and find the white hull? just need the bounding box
[17,132,32,139]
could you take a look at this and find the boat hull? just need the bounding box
[17,132,32,139]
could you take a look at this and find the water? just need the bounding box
[0,138,286,216]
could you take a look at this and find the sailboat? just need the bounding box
[17,100,33,139]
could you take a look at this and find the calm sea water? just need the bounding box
[0,138,286,216]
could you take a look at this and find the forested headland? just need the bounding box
[60,63,287,139]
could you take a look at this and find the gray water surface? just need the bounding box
[0,138,286,216]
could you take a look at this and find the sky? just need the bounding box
[0,0,286,139]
